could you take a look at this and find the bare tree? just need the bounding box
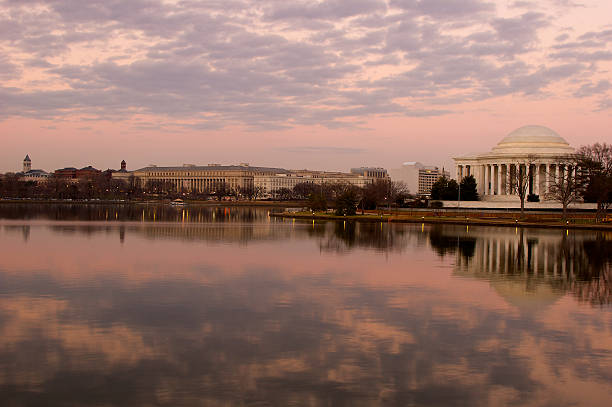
[575,143,612,222]
[545,155,585,221]
[508,155,537,216]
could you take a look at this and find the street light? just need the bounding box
[457,179,461,208]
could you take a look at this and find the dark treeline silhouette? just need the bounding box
[1,173,414,207]
[0,173,139,200]
[430,175,479,201]
[299,179,411,213]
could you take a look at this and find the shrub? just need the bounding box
[527,194,540,202]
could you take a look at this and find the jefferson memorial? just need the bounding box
[454,125,575,201]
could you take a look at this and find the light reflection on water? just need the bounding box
[0,204,611,406]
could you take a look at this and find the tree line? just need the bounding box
[2,143,610,219]
[0,172,413,208]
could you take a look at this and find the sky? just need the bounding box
[1,0,611,173]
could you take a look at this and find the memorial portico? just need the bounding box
[454,126,575,201]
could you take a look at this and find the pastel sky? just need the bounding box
[1,0,611,173]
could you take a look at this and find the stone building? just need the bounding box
[113,163,388,195]
[453,126,575,201]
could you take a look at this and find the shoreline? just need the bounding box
[0,199,306,207]
[271,212,612,231]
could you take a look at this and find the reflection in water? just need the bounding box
[439,227,612,307]
[0,205,611,406]
[0,203,278,223]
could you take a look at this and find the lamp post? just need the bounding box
[457,178,461,209]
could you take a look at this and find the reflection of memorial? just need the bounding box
[4,204,610,307]
[444,227,612,307]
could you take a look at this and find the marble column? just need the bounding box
[490,165,495,195]
[545,163,550,196]
[497,164,502,195]
[535,164,540,195]
[484,164,489,196]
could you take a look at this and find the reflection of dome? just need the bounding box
[490,279,563,313]
[492,125,574,155]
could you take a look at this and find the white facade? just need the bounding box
[389,162,448,196]
[453,126,576,201]
[115,164,387,196]
[254,170,384,196]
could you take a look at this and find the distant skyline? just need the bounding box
[1,0,611,173]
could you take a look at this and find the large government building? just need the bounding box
[453,126,575,201]
[113,163,388,196]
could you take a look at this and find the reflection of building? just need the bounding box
[454,126,575,201]
[389,162,449,196]
[448,227,612,307]
[114,163,388,195]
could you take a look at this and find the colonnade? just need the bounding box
[455,236,576,278]
[144,177,243,193]
[456,162,579,199]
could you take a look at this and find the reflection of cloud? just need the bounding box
[0,216,612,404]
[0,297,156,387]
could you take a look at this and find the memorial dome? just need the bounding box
[491,125,574,155]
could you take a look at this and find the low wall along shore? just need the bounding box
[438,200,597,210]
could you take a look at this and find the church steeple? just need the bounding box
[23,155,31,172]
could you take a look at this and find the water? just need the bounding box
[0,204,611,406]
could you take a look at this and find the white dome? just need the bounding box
[492,125,574,155]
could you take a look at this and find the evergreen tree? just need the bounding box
[308,193,327,211]
[459,175,479,201]
[335,189,358,215]
[431,176,460,200]
[430,176,448,200]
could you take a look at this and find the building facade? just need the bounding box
[54,166,102,179]
[389,162,449,197]
[113,163,388,195]
[453,126,575,201]
[19,155,49,182]
[350,167,388,178]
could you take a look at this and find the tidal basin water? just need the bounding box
[0,204,611,406]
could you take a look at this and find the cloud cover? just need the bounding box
[0,0,610,132]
